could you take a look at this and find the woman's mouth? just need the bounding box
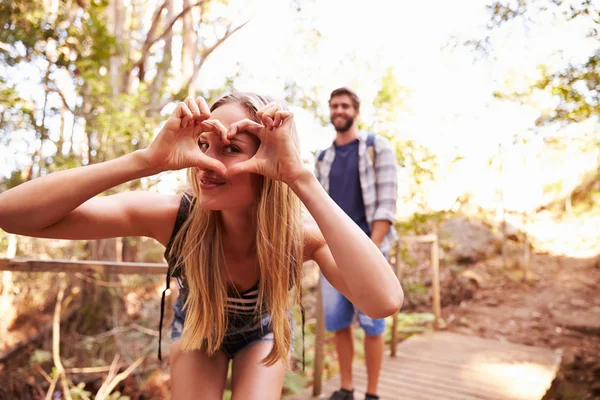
[199,174,227,190]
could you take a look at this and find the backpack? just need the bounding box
[316,133,376,172]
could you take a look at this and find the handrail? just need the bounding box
[0,258,167,275]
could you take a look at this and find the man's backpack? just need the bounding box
[316,133,376,173]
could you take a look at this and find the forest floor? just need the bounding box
[442,251,600,400]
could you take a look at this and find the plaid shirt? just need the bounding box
[314,131,398,253]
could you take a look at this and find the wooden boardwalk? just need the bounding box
[287,332,562,400]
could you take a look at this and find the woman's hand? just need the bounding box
[225,103,305,185]
[144,96,228,176]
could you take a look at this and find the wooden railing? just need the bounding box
[0,258,167,275]
[0,234,441,397]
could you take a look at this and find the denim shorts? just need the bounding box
[171,295,274,358]
[320,253,388,336]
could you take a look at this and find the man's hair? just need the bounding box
[329,87,360,110]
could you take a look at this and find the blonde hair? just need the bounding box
[169,92,304,366]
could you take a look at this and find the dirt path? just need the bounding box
[442,253,600,399]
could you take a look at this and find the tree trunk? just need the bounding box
[150,0,174,105]
[107,0,124,96]
[180,0,197,97]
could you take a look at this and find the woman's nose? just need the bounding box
[204,146,222,161]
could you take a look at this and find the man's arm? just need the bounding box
[371,137,398,246]
[371,220,392,248]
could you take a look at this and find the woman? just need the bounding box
[0,92,403,399]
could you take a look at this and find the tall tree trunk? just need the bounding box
[150,0,174,105]
[107,0,125,96]
[180,0,197,97]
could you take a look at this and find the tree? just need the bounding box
[368,67,439,217]
[461,0,600,208]
[0,0,248,260]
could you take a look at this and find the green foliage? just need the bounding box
[469,0,600,127]
[284,80,329,126]
[367,67,441,212]
[29,349,52,366]
[106,392,130,400]
[0,0,245,182]
[396,210,446,236]
[284,371,309,394]
[69,383,93,400]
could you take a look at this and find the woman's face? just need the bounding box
[194,103,262,211]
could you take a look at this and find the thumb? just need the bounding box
[195,154,227,177]
[227,159,260,178]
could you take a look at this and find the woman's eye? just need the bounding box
[224,145,241,154]
[198,141,209,151]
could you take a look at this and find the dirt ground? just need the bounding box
[440,252,600,400]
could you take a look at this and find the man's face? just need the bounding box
[329,94,358,133]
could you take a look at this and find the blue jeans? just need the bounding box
[320,253,388,336]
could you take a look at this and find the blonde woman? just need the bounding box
[0,92,403,400]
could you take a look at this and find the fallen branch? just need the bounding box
[44,373,59,400]
[101,356,145,397]
[96,354,120,400]
[66,364,128,374]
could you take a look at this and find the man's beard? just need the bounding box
[331,116,354,133]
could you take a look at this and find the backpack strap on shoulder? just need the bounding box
[366,133,376,166]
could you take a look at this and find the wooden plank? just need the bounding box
[287,332,562,400]
[399,332,561,368]
[0,258,168,275]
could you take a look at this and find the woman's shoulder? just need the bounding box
[130,191,191,247]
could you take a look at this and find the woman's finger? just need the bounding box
[273,110,292,129]
[195,152,227,177]
[226,158,261,177]
[175,102,194,128]
[259,103,280,130]
[200,119,229,144]
[195,97,211,121]
[185,96,201,118]
[228,119,265,140]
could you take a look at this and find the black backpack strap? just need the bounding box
[158,193,192,361]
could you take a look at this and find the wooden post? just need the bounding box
[313,274,325,397]
[522,212,530,281]
[431,235,441,329]
[390,241,402,357]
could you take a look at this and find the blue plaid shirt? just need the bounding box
[315,131,398,253]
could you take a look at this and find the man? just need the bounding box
[314,87,399,400]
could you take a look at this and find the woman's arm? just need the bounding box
[0,150,156,235]
[0,96,225,245]
[297,172,403,319]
